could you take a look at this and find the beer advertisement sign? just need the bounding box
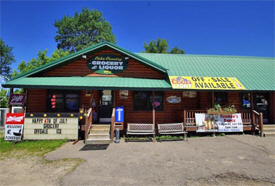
[169,76,245,90]
[5,113,24,141]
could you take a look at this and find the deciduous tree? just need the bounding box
[143,38,185,54]
[0,38,15,78]
[12,49,70,77]
[54,8,116,53]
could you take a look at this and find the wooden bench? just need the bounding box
[157,122,188,142]
[126,123,155,142]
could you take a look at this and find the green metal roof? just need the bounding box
[3,77,171,90]
[137,53,275,91]
[10,42,167,81]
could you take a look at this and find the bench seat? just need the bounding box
[126,123,155,142]
[158,122,188,142]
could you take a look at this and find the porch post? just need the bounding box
[152,91,156,127]
[8,88,13,113]
[211,91,214,107]
[250,92,254,124]
[21,88,26,113]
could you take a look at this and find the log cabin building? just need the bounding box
[3,42,275,142]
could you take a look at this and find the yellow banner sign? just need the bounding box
[169,76,245,90]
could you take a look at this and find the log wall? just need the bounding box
[42,48,165,79]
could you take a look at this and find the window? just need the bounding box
[214,92,228,107]
[47,90,80,112]
[240,93,251,109]
[133,91,164,111]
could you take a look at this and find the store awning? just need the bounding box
[2,77,172,90]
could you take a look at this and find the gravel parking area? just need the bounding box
[43,135,275,186]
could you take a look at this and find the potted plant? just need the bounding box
[207,104,237,115]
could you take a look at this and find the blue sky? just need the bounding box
[1,1,274,71]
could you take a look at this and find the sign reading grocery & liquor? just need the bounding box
[169,76,245,90]
[87,54,128,74]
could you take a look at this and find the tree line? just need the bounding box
[1,7,185,107]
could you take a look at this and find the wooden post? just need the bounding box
[183,109,186,127]
[8,88,13,113]
[113,90,116,107]
[152,91,156,127]
[259,113,264,137]
[250,92,254,124]
[21,88,26,113]
[211,92,214,107]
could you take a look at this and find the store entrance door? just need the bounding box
[254,93,269,124]
[98,90,113,123]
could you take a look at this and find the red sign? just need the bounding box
[8,93,26,105]
[6,113,25,124]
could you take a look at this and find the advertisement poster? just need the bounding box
[169,76,245,90]
[5,113,24,141]
[195,113,243,133]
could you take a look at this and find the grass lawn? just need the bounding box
[0,132,67,159]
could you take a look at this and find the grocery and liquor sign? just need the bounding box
[169,76,245,90]
[195,113,243,133]
[5,113,24,141]
[87,54,129,75]
[24,116,78,140]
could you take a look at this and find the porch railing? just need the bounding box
[183,110,206,126]
[85,108,93,143]
[110,108,115,141]
[183,109,263,136]
[252,110,263,137]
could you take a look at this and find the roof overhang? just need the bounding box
[3,77,172,91]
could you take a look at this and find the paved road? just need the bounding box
[45,135,275,185]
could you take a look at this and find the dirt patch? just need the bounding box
[0,156,84,186]
[186,173,274,186]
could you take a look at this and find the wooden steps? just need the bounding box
[263,124,275,137]
[86,124,112,145]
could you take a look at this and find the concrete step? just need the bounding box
[86,139,112,145]
[263,125,275,130]
[88,133,110,140]
[263,131,275,137]
[91,124,110,130]
[90,129,110,134]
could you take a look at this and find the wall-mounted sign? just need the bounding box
[195,113,243,133]
[183,91,197,98]
[8,94,26,106]
[5,113,24,141]
[169,76,245,90]
[24,117,78,140]
[166,96,181,103]
[115,106,124,122]
[87,54,129,74]
[119,90,128,99]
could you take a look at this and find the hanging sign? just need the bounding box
[115,106,124,122]
[195,113,243,133]
[5,113,24,141]
[169,76,245,90]
[8,93,26,106]
[87,54,129,74]
[166,96,181,103]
